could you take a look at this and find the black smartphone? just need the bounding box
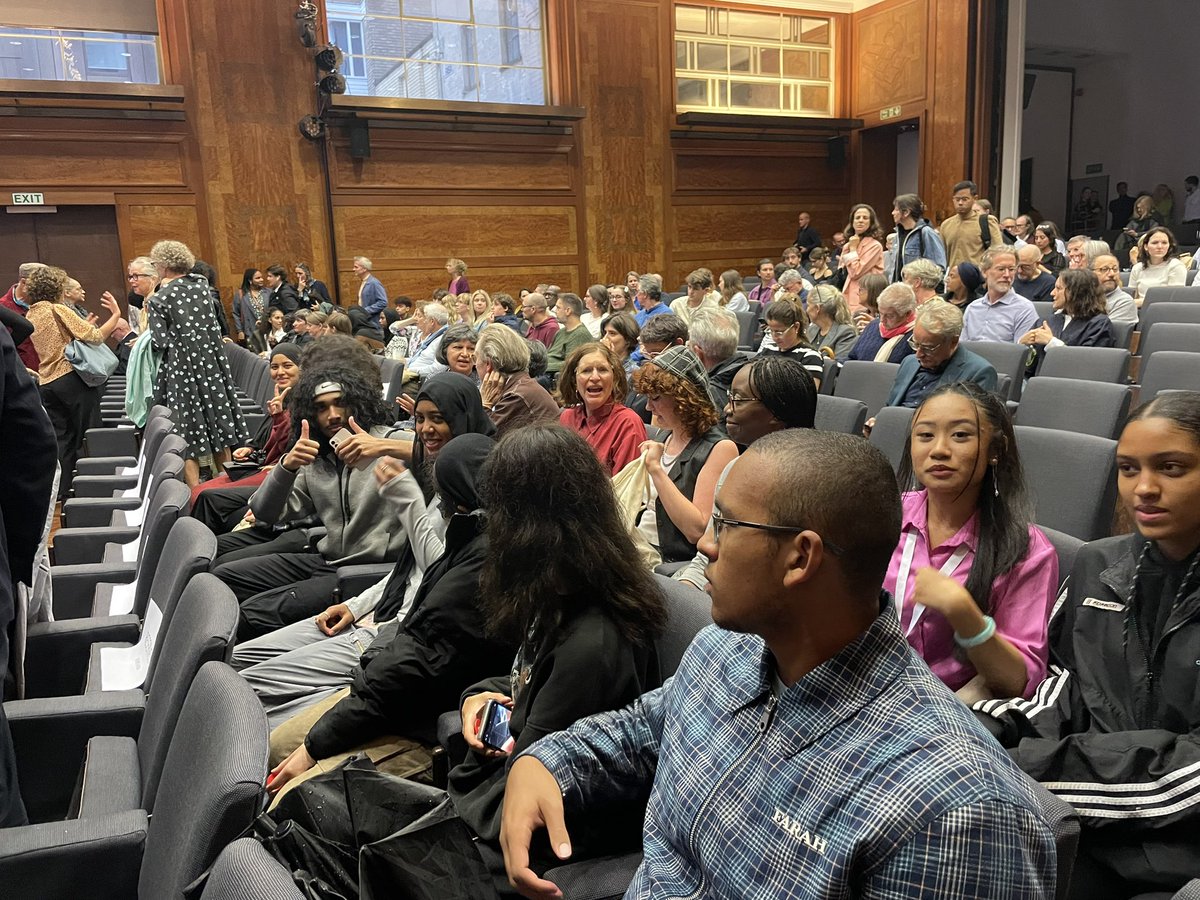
[480,700,514,753]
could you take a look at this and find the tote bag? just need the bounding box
[51,305,118,386]
[611,450,662,571]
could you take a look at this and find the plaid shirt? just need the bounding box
[527,602,1056,898]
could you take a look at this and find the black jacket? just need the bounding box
[304,512,515,758]
[268,283,301,315]
[449,604,660,845]
[976,534,1200,886]
[1028,312,1116,374]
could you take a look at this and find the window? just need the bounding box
[0,26,159,84]
[673,4,835,117]
[325,0,547,105]
[329,19,367,78]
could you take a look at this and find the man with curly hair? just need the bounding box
[212,367,409,640]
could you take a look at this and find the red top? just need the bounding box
[560,401,646,475]
[0,284,39,371]
[526,317,560,348]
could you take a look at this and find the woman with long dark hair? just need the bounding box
[1129,225,1187,299]
[1019,268,1115,373]
[233,267,268,351]
[837,202,886,314]
[890,381,1057,702]
[1032,222,1067,274]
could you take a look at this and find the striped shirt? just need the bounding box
[527,605,1056,898]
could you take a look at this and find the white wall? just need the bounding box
[1020,69,1072,225]
[1023,0,1200,226]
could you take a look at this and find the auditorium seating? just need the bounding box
[834,361,900,418]
[1139,285,1200,312]
[199,838,305,900]
[1139,351,1200,403]
[1014,378,1131,440]
[814,394,868,435]
[867,405,916,473]
[962,340,1028,401]
[1038,346,1130,384]
[1013,426,1118,542]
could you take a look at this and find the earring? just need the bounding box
[992,464,1000,498]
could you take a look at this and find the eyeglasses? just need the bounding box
[1094,265,1120,274]
[766,323,797,339]
[726,392,761,408]
[128,273,152,281]
[710,513,845,554]
[907,336,945,353]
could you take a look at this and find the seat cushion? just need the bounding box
[77,735,142,818]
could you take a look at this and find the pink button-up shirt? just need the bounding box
[883,491,1057,698]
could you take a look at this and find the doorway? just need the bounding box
[856,119,921,229]
[0,206,125,316]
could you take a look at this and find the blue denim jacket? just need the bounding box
[528,603,1056,898]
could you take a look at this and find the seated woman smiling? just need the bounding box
[559,342,646,474]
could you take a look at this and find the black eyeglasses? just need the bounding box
[710,513,845,555]
[725,392,761,408]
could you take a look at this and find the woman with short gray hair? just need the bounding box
[845,282,918,364]
[475,323,560,437]
[804,285,857,359]
[147,239,248,486]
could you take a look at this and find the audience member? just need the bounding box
[323,310,352,337]
[501,429,1056,898]
[632,347,738,564]
[1065,235,1089,270]
[780,246,803,271]
[0,263,42,372]
[977,392,1200,899]
[805,284,856,358]
[717,269,748,312]
[885,299,998,409]
[1079,239,1111,268]
[747,258,777,306]
[1183,175,1200,225]
[891,382,1056,704]
[1090,254,1139,325]
[1032,222,1067,274]
[636,312,688,362]
[940,180,1006,270]
[476,323,559,437]
[634,274,670,326]
[1152,183,1175,222]
[847,282,918,364]
[261,308,287,350]
[26,266,122,499]
[349,255,388,338]
[759,299,824,387]
[490,292,524,332]
[901,258,944,306]
[1129,226,1187,299]
[1115,194,1162,265]
[445,257,470,295]
[1071,188,1103,232]
[405,302,451,379]
[1020,268,1116,373]
[467,289,492,333]
[889,193,947,281]
[852,271,891,333]
[670,268,718,325]
[580,284,608,338]
[436,322,479,380]
[838,203,886,313]
[294,262,332,309]
[1011,214,1035,247]
[1108,180,1135,229]
[281,310,315,347]
[545,292,592,378]
[233,267,268,350]
[213,367,407,639]
[687,307,747,415]
[1013,244,1056,302]
[793,210,821,260]
[264,264,300,314]
[961,247,1038,344]
[606,283,632,314]
[559,342,646,474]
[945,260,984,309]
[805,247,838,285]
[521,292,559,347]
[600,312,640,376]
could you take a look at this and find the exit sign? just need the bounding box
[879,105,902,120]
[12,192,44,205]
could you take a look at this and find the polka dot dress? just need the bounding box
[148,273,249,460]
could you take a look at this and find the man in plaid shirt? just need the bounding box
[501,431,1057,898]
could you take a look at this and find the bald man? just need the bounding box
[1013,244,1055,302]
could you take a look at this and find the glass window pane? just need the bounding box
[817,50,829,79]
[475,0,502,26]
[676,40,688,69]
[758,47,779,76]
[0,26,158,84]
[695,42,726,73]
[800,84,829,112]
[730,80,777,109]
[801,18,830,45]
[675,5,708,34]
[727,11,779,41]
[676,77,707,105]
[729,45,750,72]
[433,0,471,21]
[782,49,811,78]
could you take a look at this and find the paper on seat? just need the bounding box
[381,381,390,399]
[99,601,162,691]
[108,580,138,616]
[121,537,141,563]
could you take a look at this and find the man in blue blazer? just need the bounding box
[885,298,997,408]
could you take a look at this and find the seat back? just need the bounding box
[133,416,174,469]
[139,662,268,900]
[734,309,756,349]
[1138,322,1200,369]
[961,341,1028,400]
[1031,300,1054,323]
[868,405,915,473]
[144,518,220,690]
[1037,526,1084,591]
[1110,319,1137,350]
[1015,377,1131,439]
[819,356,838,395]
[199,838,304,900]
[1037,346,1130,384]
[834,361,900,418]
[130,479,192,619]
[137,575,240,811]
[1139,351,1200,402]
[814,394,867,435]
[1013,425,1118,541]
[1139,285,1200,312]
[651,574,713,678]
[1138,302,1200,349]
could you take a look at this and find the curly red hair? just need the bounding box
[631,364,717,436]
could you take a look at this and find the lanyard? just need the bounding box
[895,530,971,636]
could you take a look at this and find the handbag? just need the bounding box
[611,451,662,571]
[64,338,119,386]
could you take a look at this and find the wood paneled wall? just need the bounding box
[0,0,988,305]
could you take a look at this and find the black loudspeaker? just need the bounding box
[826,136,845,168]
[349,123,371,159]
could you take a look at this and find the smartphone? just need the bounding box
[328,427,371,470]
[479,700,515,753]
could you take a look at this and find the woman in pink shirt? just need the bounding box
[558,342,646,475]
[837,203,886,315]
[886,382,1057,702]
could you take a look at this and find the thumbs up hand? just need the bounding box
[282,419,320,471]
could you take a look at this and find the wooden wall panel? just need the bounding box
[851,0,928,118]
[925,0,972,220]
[577,0,666,284]
[331,138,576,194]
[674,146,849,196]
[120,201,204,258]
[0,132,188,189]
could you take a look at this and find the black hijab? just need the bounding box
[411,373,495,494]
[433,433,494,514]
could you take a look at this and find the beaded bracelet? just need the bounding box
[954,615,996,649]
